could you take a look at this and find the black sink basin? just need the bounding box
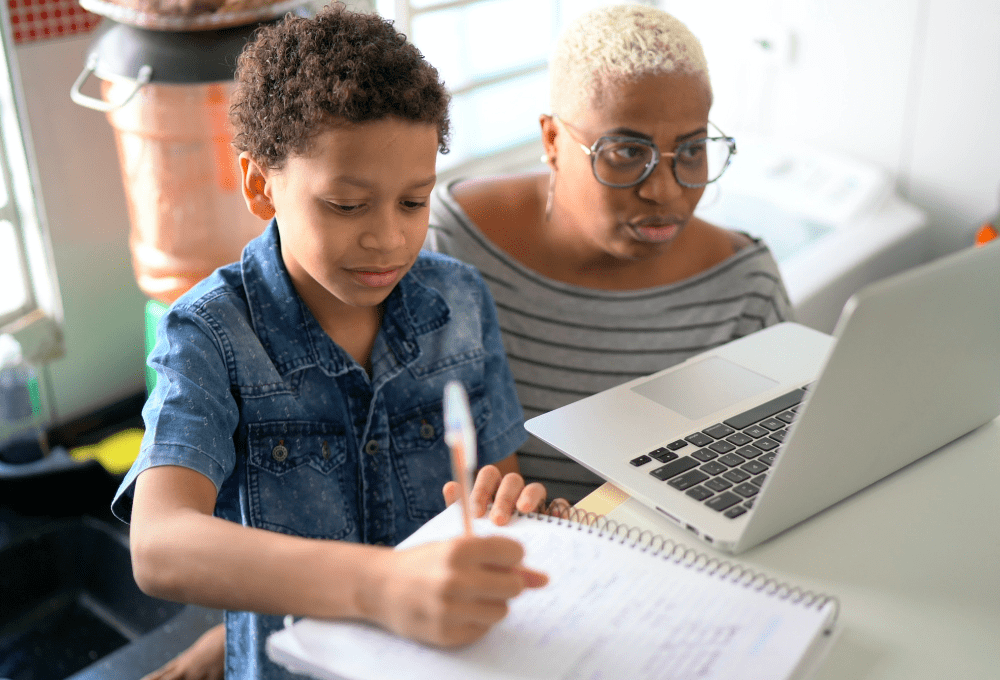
[0,515,218,680]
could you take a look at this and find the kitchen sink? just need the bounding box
[0,515,219,680]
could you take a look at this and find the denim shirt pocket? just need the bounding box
[389,385,491,522]
[247,421,355,541]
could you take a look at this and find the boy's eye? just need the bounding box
[401,200,428,210]
[328,202,363,213]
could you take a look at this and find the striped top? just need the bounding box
[426,179,794,503]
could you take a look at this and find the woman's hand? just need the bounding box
[443,464,570,526]
[362,534,548,647]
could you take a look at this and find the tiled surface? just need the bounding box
[8,0,100,44]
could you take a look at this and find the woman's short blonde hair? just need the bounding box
[550,3,710,118]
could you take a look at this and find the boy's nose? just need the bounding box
[359,214,407,251]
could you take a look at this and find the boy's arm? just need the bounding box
[130,464,546,647]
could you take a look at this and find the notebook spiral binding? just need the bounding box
[523,505,840,620]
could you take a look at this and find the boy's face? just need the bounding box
[241,117,438,316]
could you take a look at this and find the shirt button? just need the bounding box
[272,441,288,462]
[364,440,379,455]
[419,421,435,439]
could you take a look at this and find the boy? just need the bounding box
[113,5,550,679]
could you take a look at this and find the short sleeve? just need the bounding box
[111,304,241,522]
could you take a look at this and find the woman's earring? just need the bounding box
[545,166,556,222]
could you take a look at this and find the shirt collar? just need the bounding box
[240,220,450,378]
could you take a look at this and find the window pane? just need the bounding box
[441,69,548,171]
[412,0,556,89]
[0,220,28,319]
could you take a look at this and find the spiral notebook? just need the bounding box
[266,503,839,680]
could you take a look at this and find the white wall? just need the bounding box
[16,33,147,424]
[664,0,1000,254]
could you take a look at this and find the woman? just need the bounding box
[426,3,792,504]
[143,5,792,678]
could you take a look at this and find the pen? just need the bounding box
[444,380,477,536]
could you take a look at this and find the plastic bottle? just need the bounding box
[0,334,48,464]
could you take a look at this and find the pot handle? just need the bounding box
[70,58,152,112]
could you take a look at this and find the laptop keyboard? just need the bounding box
[628,387,808,519]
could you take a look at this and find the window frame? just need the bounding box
[380,0,656,180]
[0,0,64,364]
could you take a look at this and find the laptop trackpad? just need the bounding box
[631,356,778,421]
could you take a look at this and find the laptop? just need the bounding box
[525,241,1000,554]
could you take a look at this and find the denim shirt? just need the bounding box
[112,221,526,680]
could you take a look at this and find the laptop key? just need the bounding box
[776,410,797,424]
[667,439,689,451]
[708,440,736,454]
[685,432,713,447]
[722,468,751,483]
[770,429,787,442]
[650,457,699,480]
[735,445,763,459]
[733,482,759,498]
[703,423,735,439]
[754,438,779,451]
[704,477,732,492]
[705,491,742,512]
[629,455,652,467]
[759,418,784,431]
[760,451,778,465]
[650,447,679,462]
[722,388,806,429]
[724,505,747,519]
[668,470,710,490]
[743,425,769,439]
[743,498,755,508]
[699,461,727,475]
[685,485,714,501]
[740,460,768,475]
[751,473,768,487]
[691,448,718,462]
[726,432,753,446]
[718,453,746,467]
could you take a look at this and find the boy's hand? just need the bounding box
[444,465,565,526]
[364,535,547,647]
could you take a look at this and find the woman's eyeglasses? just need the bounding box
[554,116,736,189]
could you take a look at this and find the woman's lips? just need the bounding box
[628,218,681,243]
[351,268,401,288]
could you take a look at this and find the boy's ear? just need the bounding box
[239,153,276,221]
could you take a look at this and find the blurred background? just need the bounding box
[0,0,997,451]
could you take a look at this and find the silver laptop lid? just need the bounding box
[738,241,1000,551]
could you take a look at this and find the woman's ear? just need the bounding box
[539,114,558,171]
[239,153,276,221]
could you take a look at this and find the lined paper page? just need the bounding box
[268,505,836,680]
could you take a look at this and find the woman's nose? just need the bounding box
[635,156,684,204]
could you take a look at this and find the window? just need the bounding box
[375,0,651,178]
[0,1,62,364]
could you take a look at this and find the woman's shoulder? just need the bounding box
[448,173,545,231]
[666,217,756,278]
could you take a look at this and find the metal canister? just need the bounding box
[71,19,274,303]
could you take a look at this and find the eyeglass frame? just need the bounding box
[552,115,737,189]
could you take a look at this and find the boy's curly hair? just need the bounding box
[230,3,451,168]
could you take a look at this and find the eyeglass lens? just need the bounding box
[594,138,733,188]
